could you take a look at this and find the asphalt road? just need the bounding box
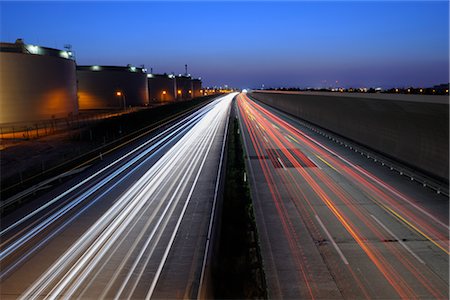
[237,92,449,299]
[0,93,235,299]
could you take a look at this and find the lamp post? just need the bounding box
[116,91,126,110]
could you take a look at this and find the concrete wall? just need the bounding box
[250,91,449,182]
[0,52,78,124]
[77,67,149,109]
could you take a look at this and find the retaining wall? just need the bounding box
[250,91,449,182]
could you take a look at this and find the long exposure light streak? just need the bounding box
[237,92,448,299]
[1,93,235,299]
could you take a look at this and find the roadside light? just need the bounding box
[395,88,399,92]
[116,91,122,96]
[162,91,167,95]
[177,90,182,95]
[407,89,411,93]
[446,89,449,93]
[419,89,423,93]
[188,90,192,94]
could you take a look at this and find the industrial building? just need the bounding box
[0,39,78,124]
[192,78,202,98]
[77,65,149,109]
[147,73,176,103]
[175,75,194,101]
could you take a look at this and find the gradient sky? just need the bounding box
[1,1,448,88]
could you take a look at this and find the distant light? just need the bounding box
[162,91,167,95]
[395,88,399,92]
[92,65,101,71]
[178,74,182,77]
[59,51,69,59]
[27,45,39,54]
[177,90,182,94]
[242,89,248,93]
[419,89,423,93]
[68,51,72,56]
[407,89,411,93]
[446,89,449,93]
[116,91,122,96]
[188,90,192,94]
[147,74,154,78]
[130,66,136,72]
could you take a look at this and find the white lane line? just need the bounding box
[315,215,349,265]
[307,156,322,170]
[277,157,287,170]
[197,95,232,299]
[370,214,425,264]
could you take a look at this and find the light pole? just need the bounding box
[116,91,126,110]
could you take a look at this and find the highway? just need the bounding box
[237,92,449,299]
[0,93,235,299]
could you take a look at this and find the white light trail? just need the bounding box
[0,97,222,272]
[18,93,235,299]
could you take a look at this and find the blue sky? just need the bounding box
[1,1,448,88]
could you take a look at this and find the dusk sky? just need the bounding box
[1,1,448,89]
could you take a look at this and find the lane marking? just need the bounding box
[376,200,449,255]
[307,156,322,170]
[315,154,339,173]
[287,134,299,144]
[315,215,349,265]
[277,157,287,170]
[370,214,425,264]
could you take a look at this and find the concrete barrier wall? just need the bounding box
[249,91,449,182]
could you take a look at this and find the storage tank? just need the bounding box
[0,39,78,124]
[175,75,193,101]
[192,78,202,98]
[148,73,176,103]
[77,65,149,109]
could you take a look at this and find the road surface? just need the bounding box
[0,93,235,299]
[237,92,449,299]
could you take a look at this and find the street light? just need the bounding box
[116,91,126,110]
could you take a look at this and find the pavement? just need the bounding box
[236,92,449,299]
[0,93,235,299]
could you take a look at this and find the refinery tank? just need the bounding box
[148,73,176,103]
[192,78,202,98]
[175,75,193,101]
[0,39,78,124]
[77,65,149,109]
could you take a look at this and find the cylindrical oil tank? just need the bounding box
[192,78,202,98]
[77,65,149,109]
[0,40,78,124]
[148,73,176,103]
[175,75,193,101]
